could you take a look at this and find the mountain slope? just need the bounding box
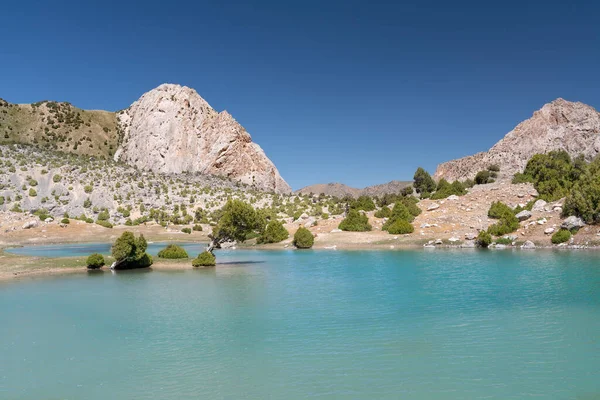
[115,84,291,193]
[296,180,412,198]
[0,84,290,193]
[434,98,600,181]
[0,98,118,157]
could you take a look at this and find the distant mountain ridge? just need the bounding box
[296,180,412,198]
[434,98,600,181]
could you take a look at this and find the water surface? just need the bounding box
[5,241,209,258]
[1,249,599,399]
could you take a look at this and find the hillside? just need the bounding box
[0,84,290,193]
[297,180,412,198]
[434,98,600,181]
[0,98,118,158]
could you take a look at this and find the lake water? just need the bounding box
[5,242,209,258]
[1,249,600,399]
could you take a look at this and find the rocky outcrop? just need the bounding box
[434,99,600,181]
[115,84,290,193]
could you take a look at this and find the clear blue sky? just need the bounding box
[1,0,599,190]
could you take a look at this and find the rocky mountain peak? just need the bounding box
[434,99,600,182]
[115,84,291,193]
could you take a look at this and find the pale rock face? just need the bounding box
[434,99,600,181]
[115,84,291,193]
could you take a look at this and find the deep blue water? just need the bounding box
[1,249,600,399]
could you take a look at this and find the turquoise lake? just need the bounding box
[1,249,600,399]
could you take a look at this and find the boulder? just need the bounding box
[515,210,532,221]
[22,220,38,229]
[448,237,460,243]
[544,227,555,235]
[434,239,443,245]
[447,195,459,201]
[532,200,547,212]
[465,232,477,240]
[427,203,440,211]
[561,216,585,231]
[521,240,536,249]
[44,217,54,223]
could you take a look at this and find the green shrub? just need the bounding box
[96,220,113,228]
[551,229,571,244]
[382,202,413,232]
[0,196,4,206]
[486,201,519,236]
[374,206,391,218]
[53,174,62,183]
[488,201,514,219]
[83,198,92,208]
[258,220,289,244]
[488,164,500,172]
[97,210,110,221]
[84,185,93,193]
[495,237,513,245]
[293,227,314,249]
[351,196,376,212]
[413,167,436,194]
[339,209,372,232]
[61,218,70,224]
[192,251,216,267]
[386,219,414,234]
[475,170,492,185]
[431,179,466,200]
[192,224,203,231]
[28,179,38,187]
[158,244,189,259]
[181,227,192,234]
[476,231,492,248]
[86,253,105,269]
[111,231,153,269]
[28,188,37,197]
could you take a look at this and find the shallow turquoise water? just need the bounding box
[1,249,600,399]
[5,241,209,258]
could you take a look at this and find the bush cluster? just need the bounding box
[157,244,189,259]
[551,229,571,244]
[486,201,519,236]
[430,179,466,200]
[258,220,289,243]
[192,251,216,267]
[86,253,105,269]
[111,232,153,269]
[339,209,372,232]
[293,227,314,249]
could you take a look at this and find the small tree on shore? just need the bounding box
[293,227,314,249]
[258,220,289,244]
[111,231,153,269]
[202,200,262,264]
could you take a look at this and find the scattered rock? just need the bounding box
[532,200,547,212]
[515,210,532,221]
[465,232,477,240]
[561,216,585,231]
[22,220,38,230]
[521,240,536,249]
[427,203,440,211]
[330,228,342,233]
